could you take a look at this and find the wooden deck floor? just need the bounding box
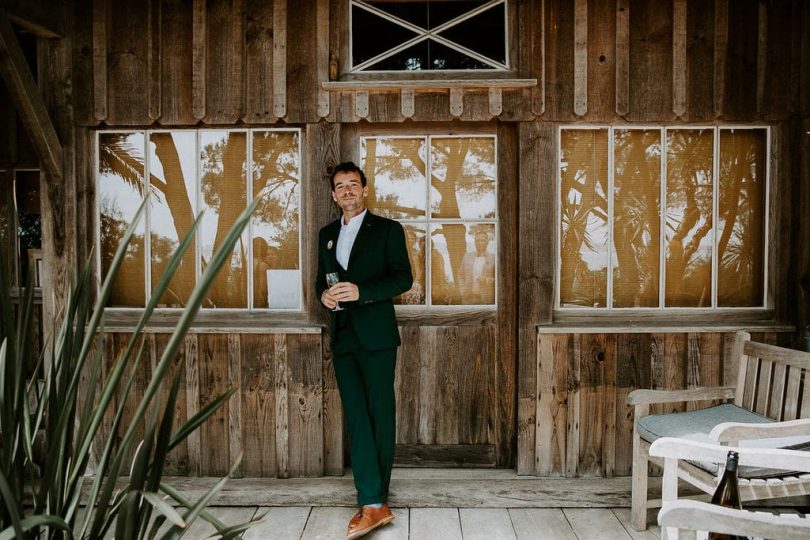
[184,506,663,539]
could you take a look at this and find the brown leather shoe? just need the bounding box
[346,504,394,539]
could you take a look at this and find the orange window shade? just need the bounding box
[613,129,661,308]
[148,131,197,308]
[717,129,766,307]
[430,137,496,219]
[665,129,714,307]
[252,131,301,309]
[98,132,146,307]
[199,131,248,308]
[395,224,427,306]
[362,137,427,219]
[560,129,609,308]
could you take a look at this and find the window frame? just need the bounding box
[555,124,771,314]
[358,132,499,310]
[95,127,305,313]
[339,0,518,80]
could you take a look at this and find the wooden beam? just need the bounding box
[573,0,587,116]
[615,0,629,116]
[4,2,63,38]
[0,14,62,182]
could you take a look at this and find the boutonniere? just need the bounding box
[327,240,333,250]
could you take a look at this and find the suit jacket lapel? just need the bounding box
[325,220,341,273]
[347,211,374,270]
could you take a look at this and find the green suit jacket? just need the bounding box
[316,211,413,351]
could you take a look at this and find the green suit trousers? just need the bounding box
[333,319,397,505]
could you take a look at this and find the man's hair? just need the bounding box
[330,161,367,189]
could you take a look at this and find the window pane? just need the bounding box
[665,130,714,307]
[362,137,427,218]
[395,224,426,305]
[98,133,146,307]
[717,129,766,307]
[437,2,506,64]
[431,223,495,305]
[430,136,496,219]
[252,131,301,309]
[148,132,196,307]
[559,129,609,308]
[351,4,419,67]
[199,131,247,308]
[613,129,661,308]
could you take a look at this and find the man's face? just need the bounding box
[474,232,489,253]
[332,170,368,215]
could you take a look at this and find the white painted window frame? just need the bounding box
[556,125,770,312]
[349,0,509,73]
[95,128,304,312]
[359,133,499,308]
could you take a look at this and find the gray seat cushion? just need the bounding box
[638,403,810,478]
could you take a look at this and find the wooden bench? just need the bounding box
[627,331,810,531]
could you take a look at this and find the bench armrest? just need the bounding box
[710,417,810,443]
[658,500,810,540]
[650,437,810,473]
[626,386,735,406]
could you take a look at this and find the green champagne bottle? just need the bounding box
[707,450,746,540]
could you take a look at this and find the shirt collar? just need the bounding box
[341,209,367,229]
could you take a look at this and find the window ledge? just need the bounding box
[321,78,537,92]
[100,309,321,334]
[538,317,794,334]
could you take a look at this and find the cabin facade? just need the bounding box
[1,0,809,479]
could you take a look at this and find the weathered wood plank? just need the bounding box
[615,333,650,477]
[409,509,462,540]
[243,507,310,540]
[184,334,201,475]
[536,334,568,476]
[321,333,342,476]
[287,333,323,476]
[191,0,205,120]
[240,334,276,477]
[301,507,357,540]
[271,0,286,119]
[183,507,256,539]
[315,0,330,118]
[460,508,515,540]
[418,328,438,445]
[274,333,289,478]
[0,16,63,180]
[155,333,189,475]
[579,334,606,476]
[394,444,495,468]
[585,0,616,121]
[395,327,419,446]
[615,0,629,116]
[563,508,632,540]
[436,327,459,445]
[628,0,673,121]
[756,1,767,115]
[573,0,587,116]
[685,0,714,121]
[672,0,686,117]
[545,0,575,120]
[228,333,242,477]
[202,0,242,123]
[159,0,194,124]
[147,0,160,121]
[92,0,107,122]
[722,0,758,119]
[509,508,576,540]
[107,0,151,125]
[566,334,581,477]
[713,0,728,117]
[243,0,274,122]
[663,333,687,413]
[602,333,617,478]
[198,334,231,476]
[516,121,554,474]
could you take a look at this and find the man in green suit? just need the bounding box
[316,162,413,539]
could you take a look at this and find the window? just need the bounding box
[350,0,508,72]
[360,135,497,306]
[558,126,768,310]
[97,129,302,310]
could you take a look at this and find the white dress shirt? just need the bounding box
[336,209,367,270]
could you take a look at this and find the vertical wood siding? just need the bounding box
[531,331,791,477]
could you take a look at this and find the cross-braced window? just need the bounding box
[97,129,302,310]
[558,126,769,310]
[360,135,498,306]
[350,0,508,72]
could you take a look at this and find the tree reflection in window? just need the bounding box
[559,127,767,310]
[361,135,497,306]
[97,129,302,309]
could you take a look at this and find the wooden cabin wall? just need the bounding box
[530,331,791,477]
[3,0,800,478]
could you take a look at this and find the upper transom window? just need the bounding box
[350,0,508,72]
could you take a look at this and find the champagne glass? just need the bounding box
[325,272,343,311]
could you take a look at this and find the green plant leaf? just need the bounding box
[0,514,72,540]
[142,492,186,528]
[0,468,24,540]
[167,387,238,453]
